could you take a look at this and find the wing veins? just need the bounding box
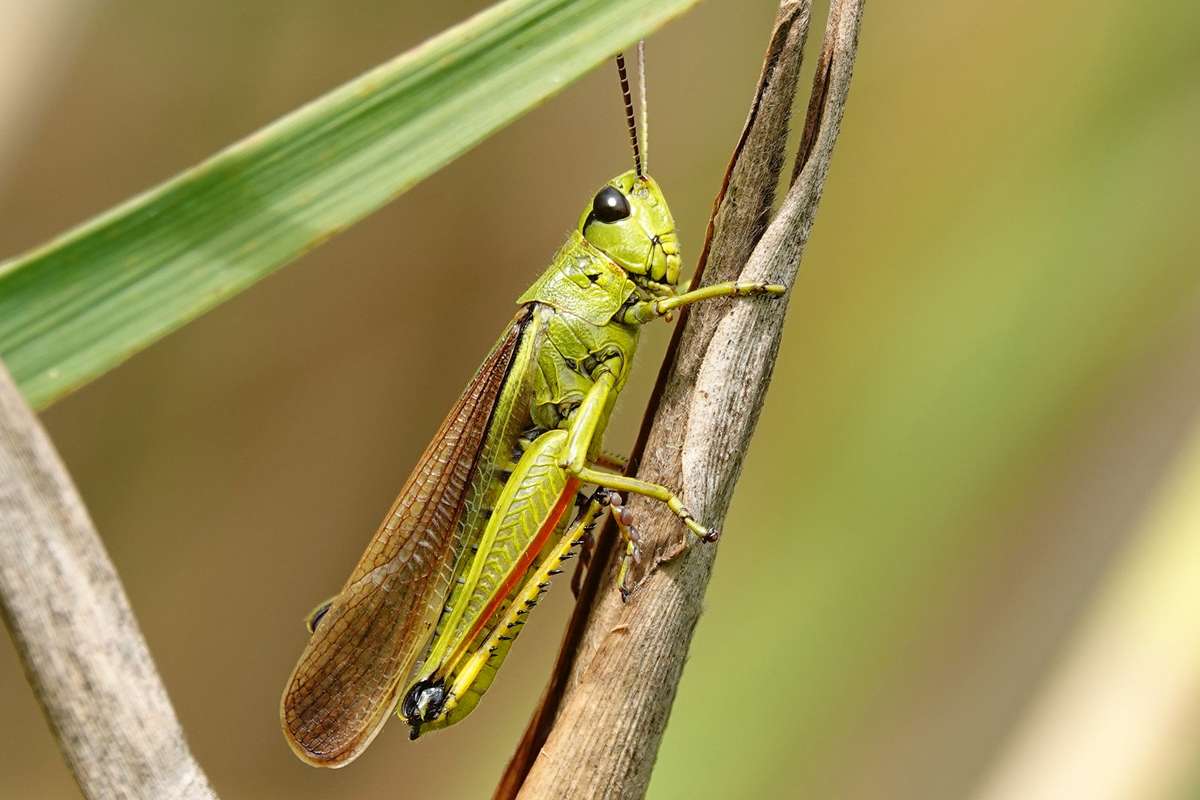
[281,311,531,765]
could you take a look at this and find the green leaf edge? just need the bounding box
[0,0,699,409]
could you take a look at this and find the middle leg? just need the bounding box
[572,467,717,542]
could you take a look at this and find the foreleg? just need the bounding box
[616,280,785,325]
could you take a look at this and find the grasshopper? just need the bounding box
[280,50,783,767]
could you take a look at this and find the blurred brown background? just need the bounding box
[2,1,1199,798]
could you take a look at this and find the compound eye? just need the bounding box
[591,186,631,223]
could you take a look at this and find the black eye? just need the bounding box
[591,186,631,223]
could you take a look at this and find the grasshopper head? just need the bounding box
[579,170,680,294]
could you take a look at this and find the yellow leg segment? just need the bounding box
[618,280,786,324]
[573,467,716,542]
[435,492,611,719]
[562,363,717,543]
[562,370,615,474]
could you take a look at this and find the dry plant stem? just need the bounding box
[507,2,863,798]
[0,361,216,800]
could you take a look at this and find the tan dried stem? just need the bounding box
[0,361,216,800]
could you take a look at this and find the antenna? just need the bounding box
[615,52,643,176]
[637,40,648,174]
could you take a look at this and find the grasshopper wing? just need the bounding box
[281,311,530,767]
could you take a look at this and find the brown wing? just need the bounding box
[280,309,531,767]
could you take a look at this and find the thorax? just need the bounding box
[518,233,641,432]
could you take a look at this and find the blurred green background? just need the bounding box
[2,1,1198,799]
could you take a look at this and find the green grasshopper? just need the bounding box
[280,51,783,767]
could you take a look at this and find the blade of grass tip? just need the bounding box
[0,0,699,410]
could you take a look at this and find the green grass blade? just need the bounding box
[0,0,697,409]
